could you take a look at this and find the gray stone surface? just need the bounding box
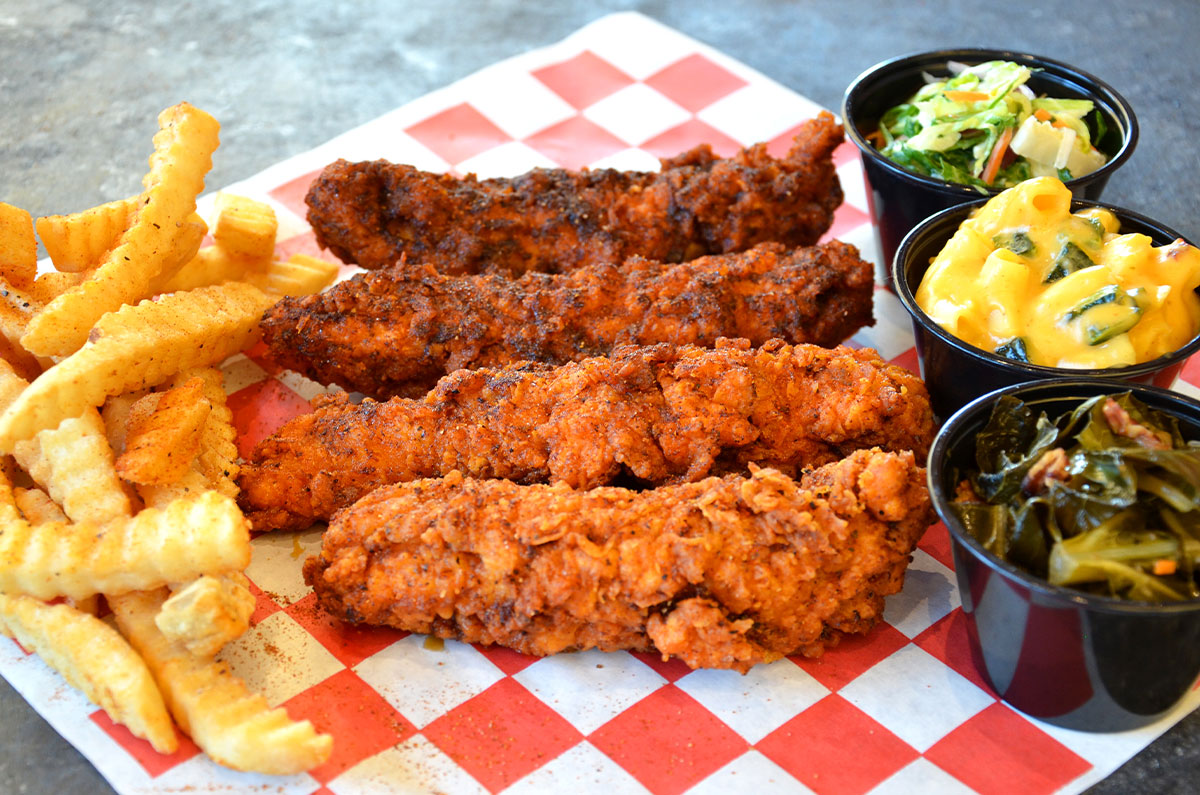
[0,1,1197,792]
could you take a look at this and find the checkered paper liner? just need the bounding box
[3,11,1198,795]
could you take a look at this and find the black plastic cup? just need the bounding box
[930,378,1200,731]
[842,48,1138,278]
[893,198,1200,422]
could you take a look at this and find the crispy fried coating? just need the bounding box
[303,449,933,672]
[260,241,874,398]
[238,339,933,532]
[305,112,844,274]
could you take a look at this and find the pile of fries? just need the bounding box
[0,102,340,775]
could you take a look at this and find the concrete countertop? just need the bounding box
[1,1,1197,793]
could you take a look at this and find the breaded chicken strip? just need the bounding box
[238,339,933,532]
[260,241,875,399]
[304,449,933,672]
[305,112,844,274]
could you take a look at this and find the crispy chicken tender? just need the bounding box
[304,449,933,672]
[238,339,933,532]
[305,113,844,274]
[260,241,874,399]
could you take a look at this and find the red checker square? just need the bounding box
[918,521,955,570]
[641,119,743,159]
[1179,353,1200,388]
[925,702,1091,795]
[629,650,694,683]
[282,668,416,783]
[90,709,200,778]
[819,203,871,244]
[913,608,996,696]
[246,578,284,625]
[276,230,328,261]
[405,103,513,166]
[832,139,860,169]
[268,168,322,220]
[474,643,540,676]
[643,53,748,113]
[888,346,921,375]
[1152,360,1184,389]
[756,694,918,795]
[243,339,284,376]
[532,50,636,110]
[523,115,629,170]
[228,377,313,460]
[423,677,583,793]
[286,592,408,668]
[789,623,909,692]
[589,684,749,795]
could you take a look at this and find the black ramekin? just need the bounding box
[893,197,1200,422]
[930,377,1200,731]
[843,48,1138,277]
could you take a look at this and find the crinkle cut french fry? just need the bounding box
[157,246,263,294]
[35,195,139,274]
[13,486,68,524]
[0,490,250,601]
[100,389,149,457]
[21,103,221,357]
[0,593,177,753]
[14,409,133,524]
[0,281,276,452]
[111,589,333,775]
[212,193,277,262]
[247,254,340,298]
[116,377,210,486]
[146,213,209,296]
[156,573,254,658]
[0,202,37,290]
[29,271,88,304]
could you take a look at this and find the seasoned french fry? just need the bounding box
[0,593,177,753]
[156,573,254,658]
[116,378,210,486]
[21,103,221,357]
[35,196,139,273]
[0,281,276,451]
[247,254,339,298]
[0,202,37,290]
[156,246,263,294]
[0,276,44,367]
[111,589,332,775]
[212,193,277,262]
[13,487,68,524]
[146,212,209,296]
[0,490,250,601]
[29,271,89,304]
[100,389,149,456]
[0,333,41,384]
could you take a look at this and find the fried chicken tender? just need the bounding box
[260,241,874,398]
[238,339,933,532]
[305,113,844,274]
[303,449,933,672]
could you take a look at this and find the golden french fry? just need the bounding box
[29,271,89,304]
[21,103,221,357]
[0,275,44,359]
[116,378,210,486]
[146,213,209,296]
[0,490,250,601]
[35,196,139,273]
[0,202,37,290]
[13,487,68,524]
[0,333,42,384]
[100,389,149,456]
[0,593,177,753]
[156,573,254,658]
[111,589,333,775]
[247,254,340,298]
[212,193,277,262]
[0,281,276,452]
[156,246,264,294]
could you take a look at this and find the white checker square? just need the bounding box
[675,660,829,744]
[840,645,994,752]
[246,524,326,605]
[354,634,504,728]
[868,757,976,795]
[1172,377,1200,401]
[505,740,651,795]
[457,66,577,140]
[699,83,826,147]
[153,752,319,795]
[218,610,344,706]
[579,13,699,79]
[584,83,690,145]
[514,649,666,734]
[588,147,663,173]
[456,140,558,179]
[277,369,334,402]
[219,354,269,394]
[837,223,884,276]
[329,735,488,795]
[837,158,869,213]
[687,750,815,795]
[849,288,917,360]
[882,548,961,638]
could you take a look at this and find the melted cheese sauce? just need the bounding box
[916,177,1200,368]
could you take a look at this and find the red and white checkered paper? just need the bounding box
[3,11,1198,795]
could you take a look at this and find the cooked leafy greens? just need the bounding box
[951,392,1200,601]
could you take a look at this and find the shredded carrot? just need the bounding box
[1051,120,1074,130]
[945,89,991,103]
[1153,559,1178,576]
[866,130,885,148]
[1034,108,1053,122]
[981,126,1014,185]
